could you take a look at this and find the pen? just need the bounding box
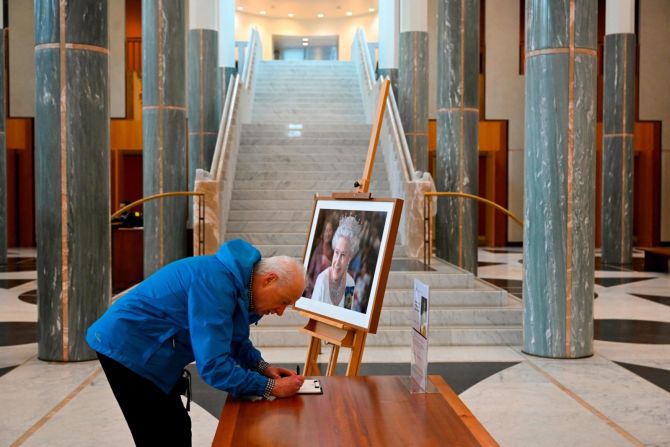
[296,364,300,375]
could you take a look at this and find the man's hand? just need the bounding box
[271,375,305,398]
[263,366,297,379]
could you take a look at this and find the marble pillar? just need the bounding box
[602,2,635,265]
[35,0,111,361]
[523,0,597,358]
[398,0,428,173]
[143,0,187,275]
[0,29,6,266]
[188,29,218,186]
[435,0,480,275]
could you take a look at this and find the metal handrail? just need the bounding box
[423,191,523,266]
[357,29,375,91]
[215,74,240,180]
[111,191,206,256]
[383,76,413,183]
[243,28,259,91]
[210,75,235,175]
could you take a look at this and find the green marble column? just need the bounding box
[0,29,6,266]
[188,29,218,188]
[143,0,187,275]
[524,0,597,358]
[398,33,428,173]
[602,33,635,265]
[35,0,110,361]
[435,0,480,275]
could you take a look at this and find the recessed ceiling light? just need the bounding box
[260,10,266,15]
[346,11,353,16]
[317,13,324,18]
[302,37,309,42]
[288,13,294,18]
[237,6,243,11]
[369,8,375,12]
[302,42,309,46]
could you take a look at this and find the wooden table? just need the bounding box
[212,375,498,447]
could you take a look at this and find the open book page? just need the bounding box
[297,379,323,394]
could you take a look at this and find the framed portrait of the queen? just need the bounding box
[295,197,403,332]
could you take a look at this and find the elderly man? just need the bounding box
[86,239,305,446]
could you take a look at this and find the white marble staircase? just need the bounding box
[225,60,522,348]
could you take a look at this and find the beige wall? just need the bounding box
[639,0,670,241]
[235,12,378,61]
[484,0,525,242]
[9,0,126,118]
[8,0,34,117]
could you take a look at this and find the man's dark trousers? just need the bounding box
[97,353,191,446]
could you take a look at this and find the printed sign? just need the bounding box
[411,279,429,392]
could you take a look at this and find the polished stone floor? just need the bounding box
[1,248,669,446]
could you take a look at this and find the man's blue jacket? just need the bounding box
[86,239,269,396]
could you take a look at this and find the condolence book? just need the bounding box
[297,379,323,395]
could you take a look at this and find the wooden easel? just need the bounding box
[300,80,391,377]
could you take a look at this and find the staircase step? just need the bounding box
[254,244,305,257]
[386,271,472,289]
[254,84,359,91]
[237,153,370,163]
[226,230,401,246]
[234,171,374,181]
[225,232,309,245]
[251,116,366,124]
[257,306,522,327]
[226,221,310,233]
[231,190,390,201]
[241,128,370,137]
[237,146,375,155]
[238,137,371,147]
[232,180,388,190]
[253,98,362,105]
[241,124,371,132]
[379,307,523,327]
[366,326,524,346]
[383,288,508,307]
[245,242,408,258]
[249,326,523,347]
[228,210,313,221]
[235,162,369,172]
[229,199,313,210]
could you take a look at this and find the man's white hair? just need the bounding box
[255,256,306,286]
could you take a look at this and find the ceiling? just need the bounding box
[235,1,378,20]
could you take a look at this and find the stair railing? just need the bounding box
[192,27,262,254]
[352,28,436,257]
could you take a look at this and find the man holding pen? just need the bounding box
[87,240,305,446]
